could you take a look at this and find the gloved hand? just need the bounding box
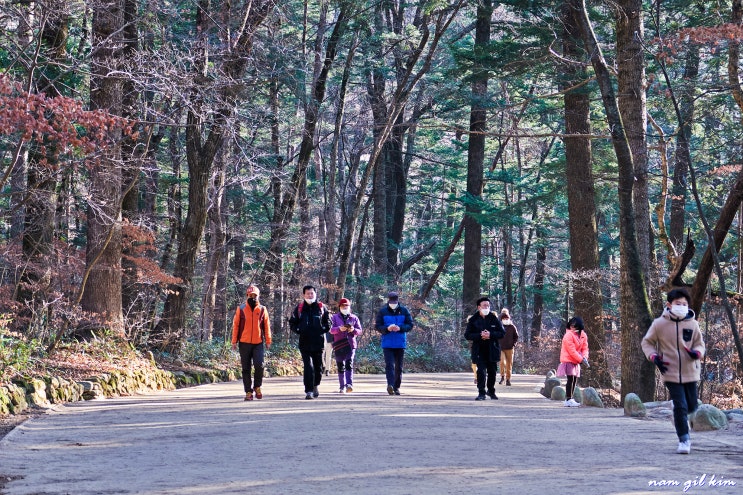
[581,357,590,368]
[684,347,701,360]
[651,354,669,374]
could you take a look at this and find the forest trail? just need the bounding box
[0,373,740,495]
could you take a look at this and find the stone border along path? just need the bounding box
[0,373,740,495]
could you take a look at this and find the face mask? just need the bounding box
[247,297,257,307]
[388,303,398,310]
[304,297,316,305]
[340,308,350,315]
[480,308,490,316]
[502,318,512,325]
[670,304,688,318]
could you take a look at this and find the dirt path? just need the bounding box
[0,373,740,495]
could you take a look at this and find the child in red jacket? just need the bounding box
[557,316,589,407]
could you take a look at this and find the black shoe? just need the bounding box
[499,378,504,385]
[313,386,319,398]
[393,389,401,395]
[488,392,498,400]
[476,394,486,401]
[387,385,394,395]
[506,380,511,386]
[305,392,313,400]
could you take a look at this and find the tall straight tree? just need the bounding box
[569,0,655,400]
[462,0,492,314]
[617,0,652,287]
[561,1,611,387]
[81,0,125,335]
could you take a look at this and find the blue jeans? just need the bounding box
[383,348,405,389]
[665,381,698,441]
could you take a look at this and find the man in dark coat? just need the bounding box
[289,285,331,399]
[465,297,506,400]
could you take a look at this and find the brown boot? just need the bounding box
[254,387,262,399]
[244,392,253,401]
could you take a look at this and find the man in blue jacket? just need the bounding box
[375,291,414,395]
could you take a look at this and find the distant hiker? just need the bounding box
[329,298,362,393]
[465,297,506,400]
[498,308,519,386]
[641,288,705,454]
[375,291,414,395]
[322,330,334,377]
[231,285,271,401]
[289,285,331,400]
[557,316,589,408]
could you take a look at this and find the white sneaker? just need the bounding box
[677,440,691,454]
[564,398,581,407]
[338,388,346,394]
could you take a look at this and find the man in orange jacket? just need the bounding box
[232,285,271,401]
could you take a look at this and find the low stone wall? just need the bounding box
[0,367,241,416]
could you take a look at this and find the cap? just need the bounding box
[387,291,399,302]
[246,285,260,297]
[339,298,350,306]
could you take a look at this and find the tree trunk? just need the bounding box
[669,45,699,250]
[81,0,124,336]
[530,229,546,345]
[561,0,611,387]
[570,0,655,400]
[617,0,651,283]
[462,0,491,315]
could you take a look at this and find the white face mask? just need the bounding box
[388,303,398,310]
[670,304,688,318]
[340,308,350,315]
[304,297,316,305]
[480,308,490,316]
[502,318,512,325]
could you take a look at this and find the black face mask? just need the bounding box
[247,297,257,308]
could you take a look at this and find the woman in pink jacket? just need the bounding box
[557,316,589,407]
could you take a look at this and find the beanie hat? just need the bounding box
[501,308,510,317]
[339,298,350,306]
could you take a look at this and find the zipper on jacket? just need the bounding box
[675,319,682,383]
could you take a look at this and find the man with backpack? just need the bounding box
[231,285,271,401]
[289,285,331,399]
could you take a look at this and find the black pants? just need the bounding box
[383,348,405,389]
[476,358,497,395]
[238,342,264,393]
[666,381,698,441]
[301,349,324,393]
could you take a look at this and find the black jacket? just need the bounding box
[465,312,506,363]
[289,301,331,352]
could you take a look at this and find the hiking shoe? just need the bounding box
[475,394,487,401]
[387,385,395,395]
[313,386,319,398]
[677,440,691,454]
[506,380,512,386]
[345,385,353,393]
[488,392,498,400]
[305,392,314,400]
[244,392,253,401]
[254,387,262,399]
[393,389,401,395]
